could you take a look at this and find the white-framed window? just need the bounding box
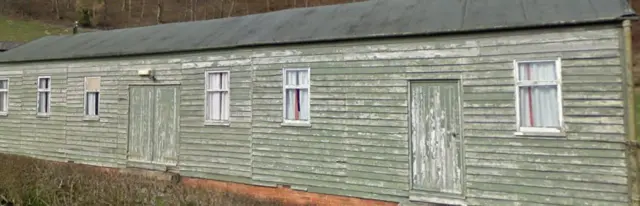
[37,76,51,115]
[0,78,8,114]
[282,68,310,124]
[84,77,100,117]
[514,58,563,134]
[205,71,230,123]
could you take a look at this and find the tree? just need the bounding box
[266,0,270,11]
[227,0,235,17]
[52,0,61,19]
[156,0,164,24]
[140,0,146,19]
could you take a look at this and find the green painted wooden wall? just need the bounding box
[0,23,630,205]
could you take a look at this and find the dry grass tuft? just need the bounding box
[0,153,284,206]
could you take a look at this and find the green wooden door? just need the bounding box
[409,80,465,204]
[128,86,155,163]
[128,85,179,166]
[153,86,179,165]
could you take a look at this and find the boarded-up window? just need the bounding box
[283,68,310,123]
[37,76,51,115]
[85,77,100,116]
[515,59,563,134]
[0,79,7,113]
[205,71,230,122]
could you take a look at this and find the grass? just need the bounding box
[0,15,81,42]
[0,153,286,206]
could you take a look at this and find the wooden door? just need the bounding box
[128,85,179,167]
[153,86,179,166]
[410,80,464,204]
[128,86,155,163]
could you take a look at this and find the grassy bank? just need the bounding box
[0,154,284,206]
[0,15,73,42]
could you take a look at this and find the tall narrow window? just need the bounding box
[515,59,563,133]
[283,68,310,123]
[84,77,100,117]
[0,79,8,114]
[37,76,51,115]
[205,71,230,123]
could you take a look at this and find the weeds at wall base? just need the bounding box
[0,154,284,206]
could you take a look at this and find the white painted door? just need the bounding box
[410,80,464,204]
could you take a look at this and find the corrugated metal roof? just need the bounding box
[0,0,635,63]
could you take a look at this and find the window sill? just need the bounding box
[281,122,311,127]
[83,116,100,121]
[204,121,230,127]
[514,131,566,138]
[36,113,50,118]
[0,112,7,117]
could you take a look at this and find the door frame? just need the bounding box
[125,83,181,170]
[407,79,467,206]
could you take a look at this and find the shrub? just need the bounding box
[0,154,284,206]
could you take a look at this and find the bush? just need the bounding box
[0,154,284,206]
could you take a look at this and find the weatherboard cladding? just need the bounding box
[0,0,634,62]
[0,23,628,205]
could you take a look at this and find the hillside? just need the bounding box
[0,0,363,30]
[0,15,98,42]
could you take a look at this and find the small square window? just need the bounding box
[514,59,563,134]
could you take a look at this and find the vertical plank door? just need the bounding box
[153,86,179,166]
[127,86,155,163]
[410,80,464,205]
[127,85,180,167]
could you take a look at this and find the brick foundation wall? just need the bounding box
[58,160,398,206]
[181,177,399,206]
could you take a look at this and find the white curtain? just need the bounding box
[39,78,49,89]
[0,92,6,112]
[285,70,309,121]
[518,62,559,128]
[86,92,98,115]
[38,92,48,113]
[220,73,229,120]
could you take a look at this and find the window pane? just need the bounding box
[518,62,556,81]
[206,92,222,120]
[0,80,7,89]
[86,92,99,116]
[286,70,308,86]
[38,92,49,113]
[285,88,309,121]
[85,77,100,91]
[519,86,559,127]
[39,78,50,89]
[0,92,6,112]
[220,72,228,90]
[207,73,220,90]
